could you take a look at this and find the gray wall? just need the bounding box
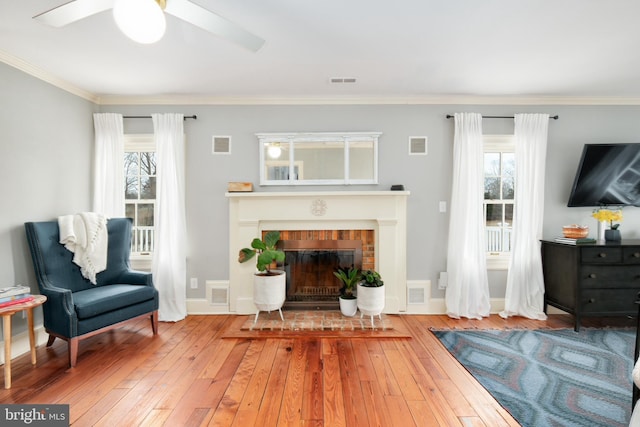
[4,61,640,322]
[0,62,95,336]
[101,104,640,303]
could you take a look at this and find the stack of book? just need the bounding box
[554,237,597,245]
[0,285,34,309]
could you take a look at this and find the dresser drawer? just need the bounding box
[580,288,639,313]
[623,247,640,264]
[580,265,640,288]
[581,247,622,264]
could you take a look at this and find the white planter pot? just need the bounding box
[339,296,358,317]
[357,283,385,317]
[253,270,286,323]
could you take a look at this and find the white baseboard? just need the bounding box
[0,326,48,365]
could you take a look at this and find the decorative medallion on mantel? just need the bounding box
[310,199,327,216]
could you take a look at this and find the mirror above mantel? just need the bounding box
[256,132,381,186]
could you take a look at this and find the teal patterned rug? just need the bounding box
[433,328,635,427]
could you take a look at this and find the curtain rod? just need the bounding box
[123,115,198,120]
[446,114,559,120]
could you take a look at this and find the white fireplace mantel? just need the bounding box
[227,191,409,314]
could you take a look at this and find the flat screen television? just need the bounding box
[567,143,640,207]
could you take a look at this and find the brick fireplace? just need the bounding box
[277,229,375,309]
[227,191,409,314]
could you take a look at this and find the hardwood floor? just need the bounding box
[0,313,633,426]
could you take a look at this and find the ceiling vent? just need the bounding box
[409,136,428,155]
[330,77,357,84]
[212,136,231,154]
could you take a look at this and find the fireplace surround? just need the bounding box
[227,191,409,314]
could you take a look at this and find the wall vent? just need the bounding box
[409,136,428,155]
[206,281,229,306]
[330,77,357,84]
[408,286,426,304]
[212,136,231,154]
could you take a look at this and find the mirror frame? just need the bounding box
[257,132,381,186]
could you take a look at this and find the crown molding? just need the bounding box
[5,51,640,107]
[96,94,640,106]
[0,50,98,103]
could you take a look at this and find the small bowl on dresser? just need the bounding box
[562,225,589,239]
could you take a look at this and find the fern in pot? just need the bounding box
[238,230,286,322]
[333,266,360,317]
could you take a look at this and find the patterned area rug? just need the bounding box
[433,328,635,427]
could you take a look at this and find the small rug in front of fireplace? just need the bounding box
[222,311,412,339]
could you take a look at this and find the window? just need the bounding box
[257,132,380,186]
[124,135,155,262]
[484,135,515,269]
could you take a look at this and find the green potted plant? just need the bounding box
[357,269,385,326]
[333,265,360,316]
[238,230,286,322]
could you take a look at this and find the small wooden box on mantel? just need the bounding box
[227,182,253,192]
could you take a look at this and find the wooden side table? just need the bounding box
[1,294,46,389]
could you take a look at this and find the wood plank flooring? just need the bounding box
[0,313,633,426]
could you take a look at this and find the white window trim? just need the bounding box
[484,134,515,271]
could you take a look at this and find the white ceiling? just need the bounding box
[2,0,640,104]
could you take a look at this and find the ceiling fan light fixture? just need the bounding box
[113,0,166,44]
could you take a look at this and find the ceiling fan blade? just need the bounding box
[33,0,115,27]
[165,0,265,52]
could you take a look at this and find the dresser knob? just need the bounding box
[588,298,596,303]
[599,253,607,258]
[589,273,597,279]
[634,253,640,258]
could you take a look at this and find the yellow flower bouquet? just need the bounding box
[592,208,623,230]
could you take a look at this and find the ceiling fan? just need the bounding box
[33,0,265,51]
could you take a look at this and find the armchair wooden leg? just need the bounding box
[150,311,158,335]
[68,338,78,368]
[46,335,56,347]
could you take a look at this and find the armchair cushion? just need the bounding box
[73,284,157,319]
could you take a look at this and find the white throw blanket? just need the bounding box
[631,358,640,426]
[58,212,108,285]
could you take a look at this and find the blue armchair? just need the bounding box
[24,217,159,367]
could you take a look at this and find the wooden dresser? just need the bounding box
[541,239,640,331]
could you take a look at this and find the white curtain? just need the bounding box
[500,113,549,320]
[92,113,124,217]
[152,113,187,322]
[445,113,491,319]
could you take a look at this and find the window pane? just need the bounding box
[505,204,513,224]
[484,177,500,199]
[502,153,515,199]
[502,177,514,200]
[140,176,156,199]
[139,152,156,176]
[124,152,139,176]
[138,204,154,226]
[485,204,503,226]
[484,153,500,176]
[125,204,135,219]
[125,177,139,200]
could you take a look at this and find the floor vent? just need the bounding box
[408,286,426,304]
[206,281,229,306]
